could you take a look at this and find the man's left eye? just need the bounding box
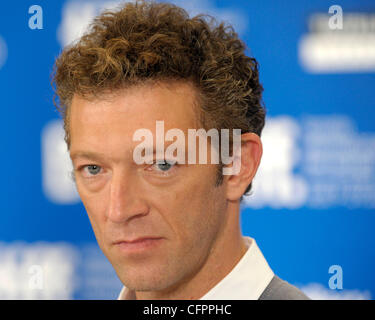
[154,160,176,172]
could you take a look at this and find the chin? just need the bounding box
[119,269,171,292]
[116,262,185,293]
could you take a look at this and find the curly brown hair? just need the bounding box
[52,0,266,196]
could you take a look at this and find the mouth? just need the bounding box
[113,237,164,254]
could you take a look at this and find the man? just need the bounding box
[52,0,309,300]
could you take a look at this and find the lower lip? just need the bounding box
[115,238,163,253]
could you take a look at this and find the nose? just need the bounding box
[106,169,149,223]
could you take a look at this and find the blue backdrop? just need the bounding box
[0,0,374,299]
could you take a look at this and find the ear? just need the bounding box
[224,132,263,201]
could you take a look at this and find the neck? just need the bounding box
[135,200,247,300]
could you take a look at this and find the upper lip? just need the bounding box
[113,237,163,244]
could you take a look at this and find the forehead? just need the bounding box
[69,82,200,157]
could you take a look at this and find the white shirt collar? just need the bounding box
[117,236,274,300]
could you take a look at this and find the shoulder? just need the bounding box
[259,276,310,300]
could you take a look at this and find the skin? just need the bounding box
[69,81,263,300]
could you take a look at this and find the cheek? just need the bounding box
[77,182,109,235]
[162,169,222,242]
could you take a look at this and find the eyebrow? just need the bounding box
[70,135,190,162]
[69,147,177,163]
[70,151,108,162]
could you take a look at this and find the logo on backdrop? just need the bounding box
[56,0,248,47]
[299,6,375,73]
[243,115,375,209]
[28,5,43,30]
[41,120,80,204]
[0,242,77,299]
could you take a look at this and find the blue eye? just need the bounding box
[85,165,101,175]
[155,160,175,172]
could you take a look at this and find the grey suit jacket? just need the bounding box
[259,276,310,300]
